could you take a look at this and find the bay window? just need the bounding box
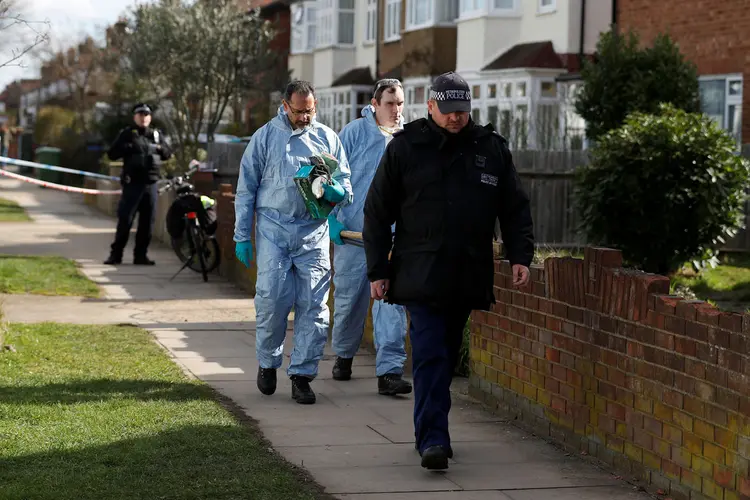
[316,86,372,132]
[316,0,356,48]
[385,0,402,41]
[406,0,459,30]
[291,1,316,54]
[404,80,430,123]
[699,75,743,146]
[459,0,518,19]
[538,0,556,14]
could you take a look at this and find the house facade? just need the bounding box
[286,0,613,150]
[617,0,747,146]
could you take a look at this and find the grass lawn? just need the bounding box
[0,255,100,297]
[0,198,31,222]
[0,323,332,500]
[671,253,750,312]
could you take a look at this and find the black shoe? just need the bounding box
[133,256,155,265]
[378,374,412,396]
[421,445,449,470]
[332,356,353,381]
[416,443,453,459]
[257,367,277,395]
[291,375,316,404]
[104,255,122,265]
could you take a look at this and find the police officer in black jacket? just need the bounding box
[104,103,172,265]
[363,71,535,471]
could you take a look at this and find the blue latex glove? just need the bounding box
[327,214,346,245]
[235,241,253,267]
[322,178,346,203]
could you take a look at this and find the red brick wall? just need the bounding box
[471,247,750,500]
[617,0,750,143]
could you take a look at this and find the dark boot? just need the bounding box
[291,375,316,404]
[104,254,122,265]
[378,374,412,396]
[332,356,353,381]
[257,367,277,395]
[416,442,453,459]
[420,445,449,470]
[133,255,155,265]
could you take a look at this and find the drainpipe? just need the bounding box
[611,0,618,31]
[579,0,586,71]
[375,0,381,79]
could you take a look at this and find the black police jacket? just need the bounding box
[107,125,172,185]
[363,116,535,311]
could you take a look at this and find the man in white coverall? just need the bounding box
[328,78,412,396]
[234,80,353,405]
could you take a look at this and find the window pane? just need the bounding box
[501,82,512,98]
[699,79,726,126]
[728,104,742,143]
[338,11,355,44]
[487,84,497,98]
[729,79,743,96]
[541,81,557,98]
[415,86,425,103]
[488,105,499,128]
[500,109,512,137]
[494,0,514,8]
[472,109,481,123]
[516,81,527,97]
[338,0,355,9]
[472,85,481,99]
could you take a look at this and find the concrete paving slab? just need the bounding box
[369,422,520,444]
[444,462,618,490]
[276,443,440,468]
[305,465,461,494]
[506,486,647,500]
[259,424,393,447]
[338,493,512,500]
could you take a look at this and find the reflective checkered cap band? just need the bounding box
[429,89,471,102]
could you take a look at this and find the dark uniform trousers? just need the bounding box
[111,182,158,259]
[408,304,472,454]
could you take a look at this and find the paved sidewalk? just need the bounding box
[0,177,652,499]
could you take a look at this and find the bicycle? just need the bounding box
[159,160,220,282]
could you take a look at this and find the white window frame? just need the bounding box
[405,0,458,31]
[316,0,356,49]
[459,0,519,20]
[538,0,556,14]
[699,74,743,146]
[290,1,316,54]
[365,0,377,44]
[315,85,372,132]
[403,77,431,123]
[384,0,402,42]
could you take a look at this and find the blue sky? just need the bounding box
[0,0,147,88]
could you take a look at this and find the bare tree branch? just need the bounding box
[0,0,50,69]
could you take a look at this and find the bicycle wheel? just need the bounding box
[190,224,208,282]
[171,229,220,274]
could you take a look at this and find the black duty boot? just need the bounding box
[378,374,412,396]
[291,375,316,404]
[416,443,453,459]
[257,367,277,395]
[104,254,122,265]
[133,256,155,265]
[420,445,449,470]
[332,356,353,381]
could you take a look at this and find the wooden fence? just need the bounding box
[208,143,750,252]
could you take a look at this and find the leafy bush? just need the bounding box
[575,29,700,142]
[575,103,750,275]
[34,106,77,148]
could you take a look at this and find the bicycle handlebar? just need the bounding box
[157,160,202,194]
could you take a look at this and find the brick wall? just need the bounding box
[617,0,750,143]
[471,247,750,500]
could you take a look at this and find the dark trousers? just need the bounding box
[110,182,157,258]
[407,304,472,454]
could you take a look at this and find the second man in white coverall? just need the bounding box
[328,79,412,396]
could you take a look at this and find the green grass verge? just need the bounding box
[0,198,30,222]
[671,254,750,312]
[0,323,332,500]
[0,255,100,297]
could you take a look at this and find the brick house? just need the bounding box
[617,0,747,146]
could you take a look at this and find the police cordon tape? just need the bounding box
[0,156,121,181]
[0,167,122,195]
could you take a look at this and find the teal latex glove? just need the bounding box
[235,241,253,267]
[322,178,346,203]
[327,214,346,245]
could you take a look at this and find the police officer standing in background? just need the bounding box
[105,103,172,266]
[363,71,534,471]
